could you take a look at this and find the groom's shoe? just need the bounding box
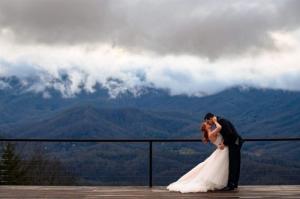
[220,186,235,191]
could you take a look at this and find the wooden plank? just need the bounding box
[0,185,299,198]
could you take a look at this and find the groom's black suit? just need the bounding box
[217,116,243,188]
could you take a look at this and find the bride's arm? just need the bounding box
[209,118,222,139]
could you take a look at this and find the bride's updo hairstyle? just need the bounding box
[201,122,209,142]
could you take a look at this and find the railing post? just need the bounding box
[149,141,153,187]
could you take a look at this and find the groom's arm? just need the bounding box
[218,118,235,146]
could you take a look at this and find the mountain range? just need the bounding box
[0,76,299,185]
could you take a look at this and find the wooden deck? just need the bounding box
[0,185,300,198]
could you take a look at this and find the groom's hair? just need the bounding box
[204,112,214,120]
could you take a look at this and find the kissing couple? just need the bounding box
[167,113,244,193]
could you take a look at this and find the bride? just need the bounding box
[166,117,229,193]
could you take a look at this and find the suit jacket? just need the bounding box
[217,116,243,146]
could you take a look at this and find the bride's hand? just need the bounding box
[212,116,217,123]
[218,142,225,150]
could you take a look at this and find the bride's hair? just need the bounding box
[201,122,209,142]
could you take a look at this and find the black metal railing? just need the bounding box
[1,137,300,187]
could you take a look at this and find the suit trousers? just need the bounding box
[227,142,242,187]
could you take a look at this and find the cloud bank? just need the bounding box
[0,0,300,97]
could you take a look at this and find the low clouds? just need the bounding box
[0,0,300,97]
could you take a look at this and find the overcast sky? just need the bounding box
[0,0,300,97]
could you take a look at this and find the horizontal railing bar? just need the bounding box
[1,136,300,187]
[0,138,300,142]
[243,138,300,141]
[0,138,202,142]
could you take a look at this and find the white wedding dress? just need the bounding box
[166,134,229,193]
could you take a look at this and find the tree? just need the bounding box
[0,142,77,185]
[23,146,77,185]
[0,142,26,185]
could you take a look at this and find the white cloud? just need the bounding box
[0,79,10,89]
[0,29,300,97]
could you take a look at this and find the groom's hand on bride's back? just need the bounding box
[218,143,225,150]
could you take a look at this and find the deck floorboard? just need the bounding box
[0,185,300,198]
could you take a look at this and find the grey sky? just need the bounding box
[0,0,299,59]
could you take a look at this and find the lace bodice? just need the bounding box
[212,133,223,147]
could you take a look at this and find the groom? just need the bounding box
[204,113,243,191]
